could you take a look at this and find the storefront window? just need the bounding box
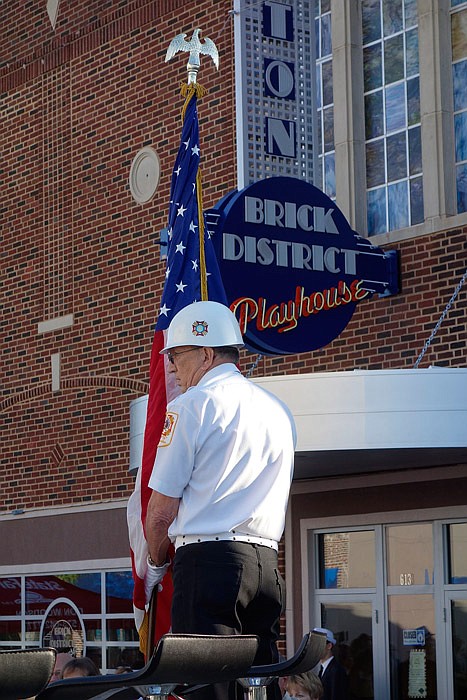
[0,569,144,672]
[318,530,376,588]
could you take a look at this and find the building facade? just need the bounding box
[1,0,466,697]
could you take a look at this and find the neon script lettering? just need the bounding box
[231,280,369,333]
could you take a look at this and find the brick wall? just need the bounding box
[1,0,466,517]
[1,0,237,511]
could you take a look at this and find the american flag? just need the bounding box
[127,83,227,656]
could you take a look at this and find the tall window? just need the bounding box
[362,0,423,235]
[315,0,335,198]
[451,0,467,213]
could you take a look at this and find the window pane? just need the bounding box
[451,600,467,699]
[455,112,467,161]
[106,571,134,614]
[408,126,422,175]
[107,618,139,642]
[410,177,424,224]
[457,163,467,213]
[364,44,383,92]
[388,595,436,700]
[386,524,433,586]
[386,83,406,132]
[322,60,333,106]
[25,620,41,642]
[452,60,467,111]
[25,574,101,615]
[365,91,384,139]
[452,9,467,63]
[366,139,386,187]
[368,187,387,235]
[107,646,145,671]
[0,619,21,642]
[362,0,381,44]
[385,35,405,84]
[324,153,336,198]
[387,132,407,181]
[84,619,102,642]
[0,578,21,616]
[388,181,409,229]
[318,531,376,589]
[405,0,418,28]
[323,106,334,150]
[319,601,374,697]
[448,523,467,583]
[384,0,404,36]
[407,77,420,126]
[321,13,332,57]
[405,28,419,76]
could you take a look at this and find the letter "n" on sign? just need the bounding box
[266,118,296,158]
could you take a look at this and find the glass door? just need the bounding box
[444,521,467,699]
[312,529,379,699]
[319,599,375,699]
[445,595,467,700]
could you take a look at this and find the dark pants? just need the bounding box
[171,541,285,700]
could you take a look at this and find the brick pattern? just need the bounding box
[1,1,466,648]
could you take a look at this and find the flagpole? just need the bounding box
[143,28,220,658]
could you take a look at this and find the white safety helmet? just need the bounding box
[161,301,244,353]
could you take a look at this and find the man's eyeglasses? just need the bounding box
[166,348,200,365]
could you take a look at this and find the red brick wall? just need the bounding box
[1,0,466,519]
[1,0,236,512]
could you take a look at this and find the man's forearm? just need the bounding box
[145,491,180,565]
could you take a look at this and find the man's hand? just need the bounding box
[144,555,171,606]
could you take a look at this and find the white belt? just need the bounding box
[175,532,278,551]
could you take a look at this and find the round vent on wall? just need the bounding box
[129,146,160,203]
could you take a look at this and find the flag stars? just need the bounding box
[189,221,197,233]
[191,144,200,156]
[159,303,171,317]
[192,259,199,271]
[175,241,186,254]
[176,281,187,293]
[175,166,182,176]
[177,204,187,217]
[183,140,190,150]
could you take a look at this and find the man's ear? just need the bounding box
[202,346,216,366]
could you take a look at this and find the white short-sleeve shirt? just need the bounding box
[148,363,296,543]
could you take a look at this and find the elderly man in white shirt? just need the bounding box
[145,301,296,700]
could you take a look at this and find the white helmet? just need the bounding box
[161,301,244,353]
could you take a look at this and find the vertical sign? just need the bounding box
[234,0,316,188]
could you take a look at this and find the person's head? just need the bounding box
[278,675,289,698]
[61,656,100,679]
[49,652,73,683]
[287,671,323,700]
[313,627,336,662]
[115,665,133,674]
[161,301,244,392]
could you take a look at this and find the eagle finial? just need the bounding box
[165,28,219,84]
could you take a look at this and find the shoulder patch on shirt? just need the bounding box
[158,411,178,447]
